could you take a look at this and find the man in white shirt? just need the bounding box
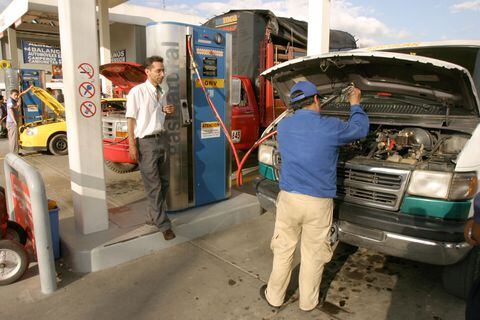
[126,56,176,241]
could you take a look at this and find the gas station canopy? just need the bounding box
[0,0,128,35]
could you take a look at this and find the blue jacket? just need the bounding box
[474,193,480,224]
[277,105,369,198]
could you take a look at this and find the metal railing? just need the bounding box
[4,153,56,294]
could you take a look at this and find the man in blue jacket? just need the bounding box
[464,192,480,320]
[261,81,369,311]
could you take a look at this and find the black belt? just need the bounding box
[141,132,165,139]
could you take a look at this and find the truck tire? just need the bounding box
[48,133,68,155]
[442,246,480,300]
[6,221,28,245]
[0,239,29,285]
[105,161,138,174]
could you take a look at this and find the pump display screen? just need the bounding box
[203,57,217,77]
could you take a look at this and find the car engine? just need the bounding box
[340,126,470,166]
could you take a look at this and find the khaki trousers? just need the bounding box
[7,122,18,154]
[266,190,333,311]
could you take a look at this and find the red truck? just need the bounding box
[101,10,356,173]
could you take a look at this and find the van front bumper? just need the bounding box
[255,177,472,266]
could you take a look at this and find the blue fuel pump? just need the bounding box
[20,69,45,123]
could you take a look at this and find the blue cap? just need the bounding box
[290,81,320,103]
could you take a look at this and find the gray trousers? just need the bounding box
[137,133,171,231]
[7,122,19,154]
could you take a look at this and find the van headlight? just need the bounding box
[407,170,477,200]
[115,122,128,138]
[25,127,39,136]
[258,144,275,166]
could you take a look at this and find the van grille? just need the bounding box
[337,164,410,211]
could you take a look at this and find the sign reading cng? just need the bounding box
[195,78,224,89]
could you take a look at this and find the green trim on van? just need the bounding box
[400,196,471,220]
[259,163,276,181]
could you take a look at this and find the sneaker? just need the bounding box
[259,284,281,309]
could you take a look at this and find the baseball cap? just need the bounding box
[290,81,320,103]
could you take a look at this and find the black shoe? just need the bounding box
[162,228,176,241]
[260,284,281,309]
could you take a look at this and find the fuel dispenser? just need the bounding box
[146,22,232,211]
[20,69,45,123]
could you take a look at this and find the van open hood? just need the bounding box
[261,51,480,117]
[30,87,65,117]
[100,62,146,93]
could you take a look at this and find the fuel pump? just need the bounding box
[20,69,46,123]
[146,22,232,211]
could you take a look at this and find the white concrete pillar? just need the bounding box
[98,0,112,97]
[57,0,109,234]
[308,0,330,56]
[6,27,18,68]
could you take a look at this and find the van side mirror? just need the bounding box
[231,78,241,106]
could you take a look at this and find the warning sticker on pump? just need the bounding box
[196,78,224,88]
[201,122,221,139]
[231,130,241,143]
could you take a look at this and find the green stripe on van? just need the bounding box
[259,163,276,181]
[400,196,471,220]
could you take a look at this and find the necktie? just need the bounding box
[156,86,163,102]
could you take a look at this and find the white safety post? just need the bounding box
[98,0,113,97]
[57,0,109,234]
[308,0,330,56]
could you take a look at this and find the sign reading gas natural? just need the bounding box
[22,40,62,65]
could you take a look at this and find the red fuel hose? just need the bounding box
[236,130,277,184]
[187,36,279,186]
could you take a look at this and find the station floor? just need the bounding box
[0,138,466,320]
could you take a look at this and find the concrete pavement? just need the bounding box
[0,138,466,319]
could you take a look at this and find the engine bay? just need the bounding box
[339,125,470,169]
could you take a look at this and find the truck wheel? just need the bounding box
[105,161,138,174]
[48,134,68,155]
[0,240,29,285]
[442,246,480,300]
[6,221,28,245]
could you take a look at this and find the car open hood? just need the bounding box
[261,51,480,117]
[100,62,146,93]
[30,87,65,117]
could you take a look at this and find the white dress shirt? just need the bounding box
[125,80,168,139]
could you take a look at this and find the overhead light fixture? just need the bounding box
[31,19,38,24]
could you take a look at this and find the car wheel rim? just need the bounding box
[0,248,22,280]
[55,139,67,151]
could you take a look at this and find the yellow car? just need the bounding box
[19,87,126,155]
[19,87,68,155]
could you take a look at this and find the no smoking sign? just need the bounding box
[78,62,94,79]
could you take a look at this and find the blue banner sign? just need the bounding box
[22,40,62,65]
